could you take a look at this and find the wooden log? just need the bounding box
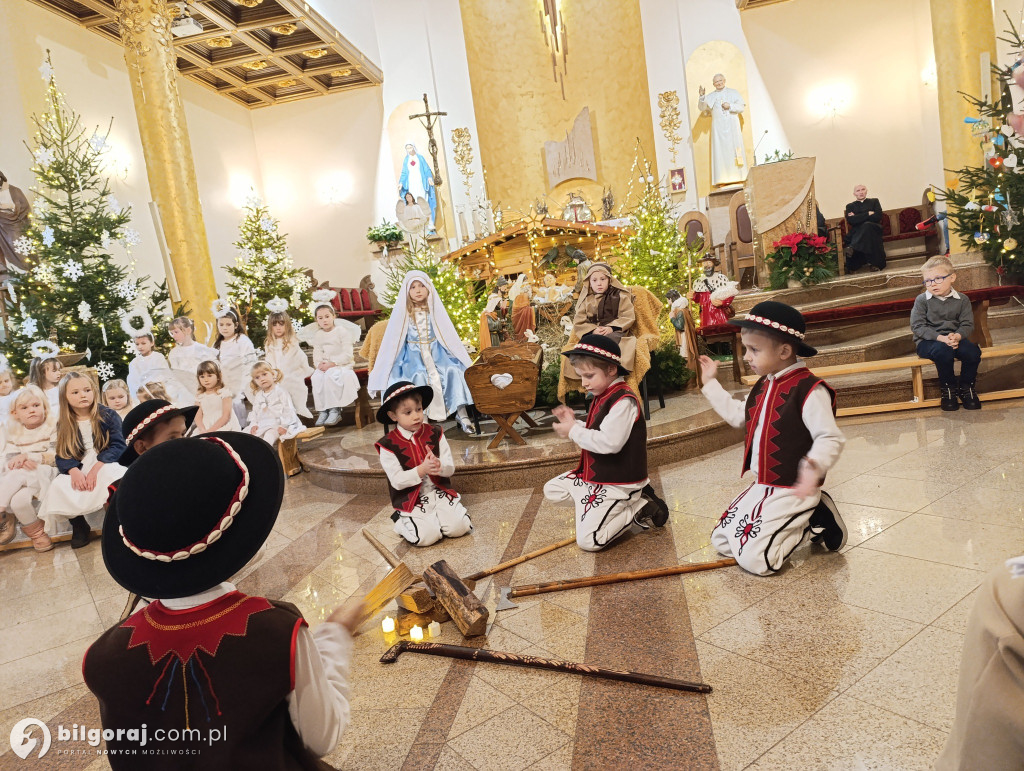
[396,587,434,614]
[422,560,489,637]
[396,608,434,635]
[357,563,417,627]
[428,604,451,623]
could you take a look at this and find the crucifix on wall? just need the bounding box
[409,93,447,191]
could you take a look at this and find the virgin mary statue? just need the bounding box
[399,143,437,232]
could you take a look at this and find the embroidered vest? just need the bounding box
[742,367,836,487]
[572,381,647,485]
[83,592,330,770]
[375,423,455,512]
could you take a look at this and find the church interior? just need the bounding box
[1,0,1024,768]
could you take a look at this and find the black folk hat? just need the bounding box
[377,380,435,424]
[119,400,200,466]
[562,332,630,377]
[729,300,817,357]
[102,432,284,599]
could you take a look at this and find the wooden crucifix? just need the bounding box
[409,93,447,191]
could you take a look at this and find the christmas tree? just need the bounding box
[3,53,170,380]
[379,245,486,348]
[942,18,1024,280]
[225,199,312,347]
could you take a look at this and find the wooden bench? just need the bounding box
[278,426,326,477]
[826,203,939,275]
[740,342,1024,416]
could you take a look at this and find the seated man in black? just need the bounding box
[844,184,886,273]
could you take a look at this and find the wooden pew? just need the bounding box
[278,426,326,477]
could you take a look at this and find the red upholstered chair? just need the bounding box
[328,286,381,325]
[879,212,893,238]
[898,207,922,233]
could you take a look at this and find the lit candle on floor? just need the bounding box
[427,621,441,638]
[410,625,424,641]
[382,616,396,634]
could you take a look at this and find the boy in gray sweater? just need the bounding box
[910,256,981,411]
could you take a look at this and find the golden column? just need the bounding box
[114,0,217,325]
[930,0,996,250]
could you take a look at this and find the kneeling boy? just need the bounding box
[375,381,472,547]
[699,301,846,576]
[545,333,668,552]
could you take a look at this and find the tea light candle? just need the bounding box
[427,621,441,638]
[381,616,396,634]
[410,625,424,641]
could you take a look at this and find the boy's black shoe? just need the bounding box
[634,484,669,529]
[69,515,92,549]
[808,491,847,551]
[959,382,981,410]
[939,384,959,411]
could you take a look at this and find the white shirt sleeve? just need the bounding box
[701,378,747,428]
[802,383,845,474]
[286,622,353,757]
[568,398,638,455]
[437,433,455,477]
[378,446,422,490]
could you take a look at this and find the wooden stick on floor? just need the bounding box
[464,535,577,582]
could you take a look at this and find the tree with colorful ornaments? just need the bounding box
[3,54,170,379]
[942,20,1024,281]
[225,199,312,347]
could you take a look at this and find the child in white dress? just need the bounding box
[0,368,21,418]
[0,385,58,550]
[28,354,63,411]
[167,316,217,373]
[245,361,302,446]
[194,360,241,434]
[309,297,359,427]
[101,379,133,420]
[264,300,313,418]
[41,372,127,548]
[213,304,256,425]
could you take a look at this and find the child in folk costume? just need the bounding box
[699,301,847,576]
[101,379,133,420]
[367,270,476,435]
[264,298,313,418]
[167,315,217,374]
[307,290,359,427]
[28,343,64,410]
[545,334,669,552]
[0,385,58,551]
[562,263,637,382]
[375,381,472,547]
[194,360,242,434]
[246,361,302,447]
[41,372,126,548]
[212,300,257,424]
[85,435,359,768]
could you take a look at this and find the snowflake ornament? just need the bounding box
[124,339,137,355]
[258,216,275,232]
[20,317,38,337]
[12,236,32,256]
[115,281,138,301]
[239,247,256,262]
[62,261,84,282]
[121,228,141,248]
[291,319,302,333]
[244,193,263,208]
[108,195,121,213]
[88,133,109,153]
[33,263,57,285]
[101,230,112,249]
[77,301,92,323]
[39,59,54,81]
[41,226,55,247]
[96,361,115,381]
[34,148,55,168]
[261,248,276,261]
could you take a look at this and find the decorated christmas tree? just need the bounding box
[942,18,1024,280]
[379,245,486,348]
[225,199,312,347]
[3,54,170,380]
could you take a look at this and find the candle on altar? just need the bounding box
[410,625,424,641]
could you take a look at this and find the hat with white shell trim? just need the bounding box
[102,432,284,599]
[728,300,817,357]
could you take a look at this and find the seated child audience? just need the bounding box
[699,301,846,576]
[212,304,256,425]
[375,381,472,547]
[245,361,302,447]
[126,332,181,404]
[0,367,19,415]
[564,263,637,381]
[28,353,62,410]
[911,255,982,411]
[0,385,57,550]
[264,299,313,418]
[41,372,126,548]
[135,381,172,403]
[101,379,133,420]
[545,333,668,552]
[194,360,242,434]
[84,435,358,767]
[167,315,217,373]
[309,295,359,428]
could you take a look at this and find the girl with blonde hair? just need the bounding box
[263,299,312,418]
[0,385,58,550]
[245,361,302,446]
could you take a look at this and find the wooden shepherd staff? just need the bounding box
[380,641,712,694]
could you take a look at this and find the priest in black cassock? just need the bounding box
[844,184,886,272]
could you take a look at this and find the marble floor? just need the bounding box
[2,400,1024,769]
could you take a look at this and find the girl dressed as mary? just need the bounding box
[367,270,477,435]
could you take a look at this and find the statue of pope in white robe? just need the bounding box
[698,73,748,186]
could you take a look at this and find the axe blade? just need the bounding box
[494,586,518,611]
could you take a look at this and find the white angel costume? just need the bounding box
[698,85,748,186]
[0,413,57,527]
[216,334,257,424]
[246,383,302,446]
[264,338,313,418]
[366,271,475,429]
[168,341,218,376]
[195,387,242,434]
[309,324,359,413]
[127,351,192,407]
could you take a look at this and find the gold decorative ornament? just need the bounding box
[658,91,683,164]
[331,69,352,78]
[235,0,263,7]
[270,23,297,35]
[301,48,328,59]
[539,0,568,100]
[207,36,233,48]
[242,60,269,71]
[451,127,475,198]
[277,78,298,87]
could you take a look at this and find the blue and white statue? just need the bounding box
[398,143,436,232]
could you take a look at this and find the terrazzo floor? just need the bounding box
[2,400,1024,769]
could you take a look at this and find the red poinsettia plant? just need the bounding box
[765,232,836,289]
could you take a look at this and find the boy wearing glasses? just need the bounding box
[911,256,981,411]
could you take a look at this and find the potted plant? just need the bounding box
[366,219,404,250]
[765,232,836,290]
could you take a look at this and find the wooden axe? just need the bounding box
[495,557,738,611]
